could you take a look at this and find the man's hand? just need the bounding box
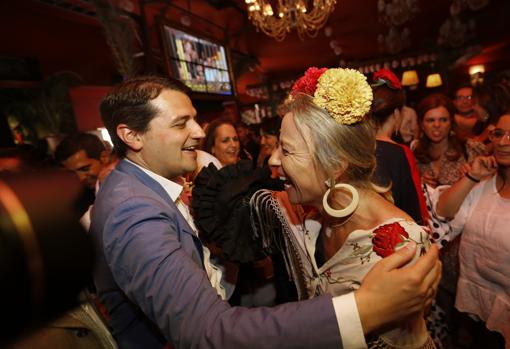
[354,243,441,335]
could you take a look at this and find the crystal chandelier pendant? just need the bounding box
[245,0,337,41]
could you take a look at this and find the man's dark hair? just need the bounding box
[100,76,191,158]
[54,133,105,164]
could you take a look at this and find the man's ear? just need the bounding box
[117,124,143,152]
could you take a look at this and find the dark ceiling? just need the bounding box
[225,0,510,76]
[2,0,510,96]
[142,0,510,98]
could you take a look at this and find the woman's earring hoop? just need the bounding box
[322,183,359,218]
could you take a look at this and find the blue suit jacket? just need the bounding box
[91,159,342,349]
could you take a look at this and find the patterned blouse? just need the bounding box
[415,139,486,186]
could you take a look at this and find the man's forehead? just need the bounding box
[67,149,89,161]
[63,149,93,167]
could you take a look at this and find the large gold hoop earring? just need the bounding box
[322,183,359,218]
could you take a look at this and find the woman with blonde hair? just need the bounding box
[251,68,435,348]
[256,67,437,348]
[194,68,440,348]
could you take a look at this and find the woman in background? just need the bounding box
[413,93,487,345]
[471,82,510,147]
[413,94,486,187]
[437,113,510,348]
[397,105,420,146]
[370,68,427,225]
[257,117,282,168]
[203,119,241,166]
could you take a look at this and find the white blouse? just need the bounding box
[448,175,510,346]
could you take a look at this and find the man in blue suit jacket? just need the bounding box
[91,76,441,349]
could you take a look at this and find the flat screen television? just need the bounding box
[161,23,234,96]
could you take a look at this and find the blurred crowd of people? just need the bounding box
[1,69,509,349]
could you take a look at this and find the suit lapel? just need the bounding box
[116,160,198,239]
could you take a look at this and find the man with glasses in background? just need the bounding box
[453,85,480,141]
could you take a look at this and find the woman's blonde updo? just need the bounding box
[288,94,388,195]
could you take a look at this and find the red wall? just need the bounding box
[1,1,117,85]
[69,86,111,131]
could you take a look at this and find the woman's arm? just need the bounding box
[436,156,497,218]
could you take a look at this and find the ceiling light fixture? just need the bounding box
[426,73,443,88]
[245,0,336,41]
[401,70,419,86]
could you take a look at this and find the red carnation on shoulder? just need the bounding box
[291,67,328,96]
[373,68,402,90]
[372,222,409,258]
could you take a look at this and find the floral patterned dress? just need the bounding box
[250,190,435,349]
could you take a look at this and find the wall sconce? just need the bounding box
[469,64,485,86]
[426,73,443,88]
[401,70,419,86]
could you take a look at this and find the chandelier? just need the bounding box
[245,0,337,41]
[378,0,419,27]
[437,0,489,48]
[378,26,411,54]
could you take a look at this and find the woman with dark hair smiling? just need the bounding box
[203,119,241,166]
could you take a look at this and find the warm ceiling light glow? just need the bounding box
[262,4,273,16]
[401,70,419,86]
[469,64,485,76]
[426,73,443,88]
[246,0,336,41]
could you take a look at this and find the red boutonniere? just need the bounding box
[291,67,328,96]
[372,222,409,258]
[373,68,402,90]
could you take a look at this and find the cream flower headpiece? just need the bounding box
[291,67,373,125]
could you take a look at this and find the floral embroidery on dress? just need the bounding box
[349,221,429,263]
[372,222,410,257]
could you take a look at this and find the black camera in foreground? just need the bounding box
[0,169,95,343]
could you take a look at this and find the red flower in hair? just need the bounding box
[373,68,402,89]
[291,67,328,96]
[372,222,409,258]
